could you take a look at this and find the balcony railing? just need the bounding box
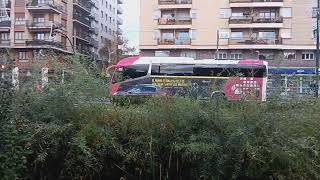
[0,39,10,46]
[89,38,99,48]
[158,38,191,45]
[73,0,91,12]
[26,0,64,13]
[74,32,91,42]
[26,39,66,50]
[230,0,283,3]
[158,17,192,25]
[0,20,11,27]
[3,0,11,8]
[158,0,192,5]
[73,13,91,27]
[27,21,65,31]
[229,37,282,45]
[229,16,283,24]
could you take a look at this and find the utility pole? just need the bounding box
[316,0,320,98]
[216,30,220,59]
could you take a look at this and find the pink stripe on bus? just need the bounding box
[238,59,264,65]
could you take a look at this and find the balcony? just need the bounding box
[229,0,283,7]
[89,38,99,48]
[0,39,10,47]
[159,0,192,5]
[158,38,191,45]
[73,0,91,13]
[158,0,192,9]
[26,0,64,14]
[74,32,91,43]
[73,13,91,27]
[89,27,99,34]
[26,39,66,50]
[117,5,123,14]
[229,37,282,49]
[2,0,11,9]
[158,17,192,24]
[27,21,65,32]
[117,18,123,25]
[0,20,11,31]
[229,16,283,28]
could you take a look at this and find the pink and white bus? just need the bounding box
[108,57,268,101]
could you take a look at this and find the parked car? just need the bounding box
[113,84,168,97]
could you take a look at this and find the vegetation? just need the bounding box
[1,56,320,180]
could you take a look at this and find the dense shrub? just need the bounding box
[1,57,320,179]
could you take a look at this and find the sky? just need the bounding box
[122,0,140,50]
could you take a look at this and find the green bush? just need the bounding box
[1,56,320,179]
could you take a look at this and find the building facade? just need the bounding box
[140,0,317,68]
[0,0,123,77]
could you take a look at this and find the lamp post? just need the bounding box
[316,0,320,98]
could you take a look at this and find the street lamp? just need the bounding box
[316,0,320,97]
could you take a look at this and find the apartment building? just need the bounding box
[140,0,317,68]
[0,0,123,78]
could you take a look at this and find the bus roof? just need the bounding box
[109,57,268,69]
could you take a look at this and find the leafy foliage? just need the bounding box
[1,56,320,179]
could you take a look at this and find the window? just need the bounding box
[18,52,27,61]
[217,52,228,60]
[219,8,231,19]
[259,53,275,60]
[231,32,243,40]
[15,17,25,25]
[109,28,111,34]
[105,26,108,33]
[302,52,315,60]
[258,31,275,40]
[1,33,9,40]
[219,29,229,39]
[181,51,197,59]
[284,50,296,60]
[101,10,103,18]
[34,33,45,40]
[15,32,25,43]
[155,51,170,57]
[105,14,108,21]
[110,17,112,23]
[230,52,243,60]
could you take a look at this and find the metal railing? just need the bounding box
[26,0,64,13]
[158,38,191,45]
[0,20,11,27]
[158,17,192,25]
[25,39,66,50]
[73,0,91,12]
[229,16,283,24]
[229,37,282,45]
[158,0,192,5]
[26,21,65,30]
[0,39,10,46]
[230,0,283,3]
[73,13,91,26]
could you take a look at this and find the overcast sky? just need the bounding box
[122,0,140,49]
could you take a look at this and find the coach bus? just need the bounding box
[107,57,268,101]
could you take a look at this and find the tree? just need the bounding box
[99,36,137,68]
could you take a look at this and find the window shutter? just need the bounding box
[281,8,292,18]
[154,10,161,20]
[190,9,197,19]
[190,29,197,40]
[153,30,160,40]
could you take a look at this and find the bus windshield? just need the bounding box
[112,65,149,83]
